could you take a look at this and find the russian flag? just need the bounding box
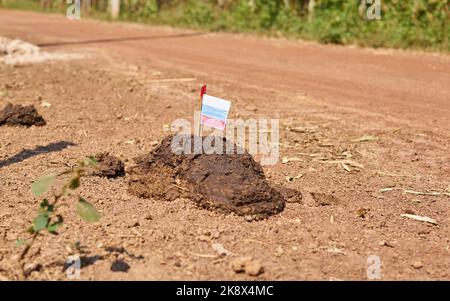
[201,94,231,131]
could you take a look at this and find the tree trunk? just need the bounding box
[308,0,315,21]
[110,0,120,19]
[83,0,92,13]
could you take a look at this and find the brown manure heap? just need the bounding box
[128,134,286,220]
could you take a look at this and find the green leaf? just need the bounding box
[83,157,97,167]
[33,214,49,232]
[46,224,59,234]
[31,174,57,197]
[68,177,80,190]
[47,215,64,234]
[76,197,100,222]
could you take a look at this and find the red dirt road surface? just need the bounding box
[0,10,449,280]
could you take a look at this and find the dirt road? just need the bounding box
[0,10,449,280]
[1,10,449,129]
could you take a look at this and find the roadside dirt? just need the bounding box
[128,134,285,219]
[0,10,449,280]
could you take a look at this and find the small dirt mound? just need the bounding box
[0,103,46,127]
[311,192,340,206]
[93,152,125,178]
[128,134,285,220]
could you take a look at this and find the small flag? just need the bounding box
[201,94,231,131]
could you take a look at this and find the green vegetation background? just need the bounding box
[1,0,449,51]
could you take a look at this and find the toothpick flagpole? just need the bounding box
[196,85,207,137]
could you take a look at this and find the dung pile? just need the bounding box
[0,103,46,127]
[128,134,286,220]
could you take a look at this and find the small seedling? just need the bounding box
[18,157,100,267]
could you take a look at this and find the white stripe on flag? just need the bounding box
[202,95,231,112]
[200,94,231,130]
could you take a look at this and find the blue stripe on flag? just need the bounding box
[201,104,228,121]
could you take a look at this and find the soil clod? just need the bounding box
[230,257,264,276]
[412,261,424,269]
[128,134,286,219]
[110,259,130,272]
[0,103,46,127]
[311,192,340,206]
[93,152,125,178]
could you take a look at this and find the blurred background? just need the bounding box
[1,0,448,51]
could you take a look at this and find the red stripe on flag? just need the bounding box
[201,115,226,130]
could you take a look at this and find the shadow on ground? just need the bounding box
[37,32,207,48]
[0,141,76,168]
